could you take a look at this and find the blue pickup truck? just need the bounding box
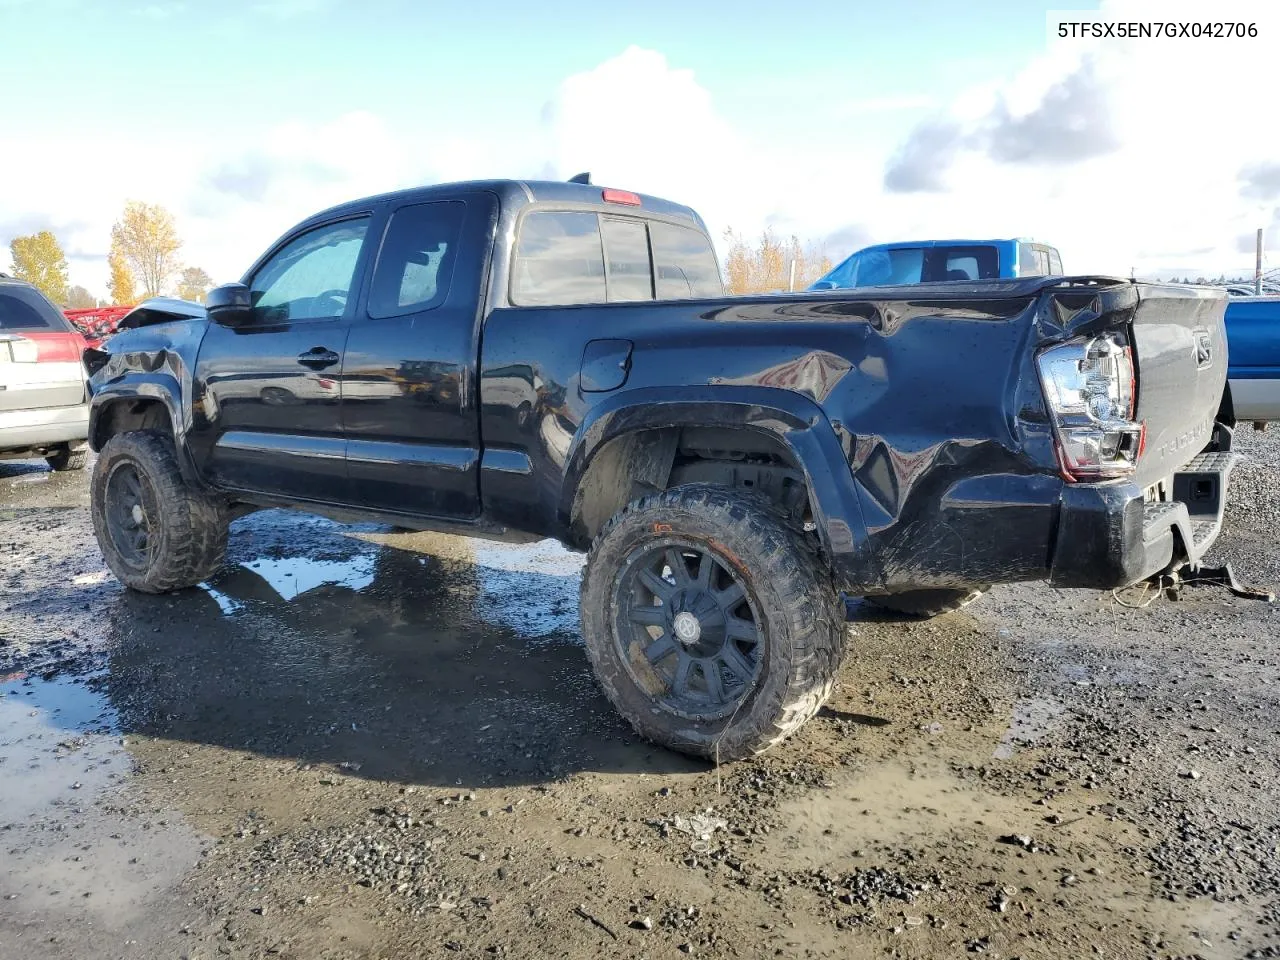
[812,239,1278,424]
[810,238,1063,289]
[1224,296,1280,422]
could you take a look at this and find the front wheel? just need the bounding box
[90,430,229,593]
[580,484,846,761]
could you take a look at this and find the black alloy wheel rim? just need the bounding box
[614,539,764,720]
[104,462,156,570]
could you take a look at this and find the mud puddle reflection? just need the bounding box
[0,673,201,954]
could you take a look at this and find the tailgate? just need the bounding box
[0,332,88,413]
[1129,283,1227,486]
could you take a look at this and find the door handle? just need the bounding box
[297,347,340,369]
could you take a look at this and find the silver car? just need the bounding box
[0,273,90,470]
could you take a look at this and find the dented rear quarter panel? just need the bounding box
[483,276,1225,594]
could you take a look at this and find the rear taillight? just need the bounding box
[1037,333,1144,482]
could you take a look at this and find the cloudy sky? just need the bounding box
[1,0,1276,297]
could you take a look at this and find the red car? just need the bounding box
[0,273,90,471]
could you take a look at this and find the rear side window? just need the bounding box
[0,285,72,332]
[922,246,999,282]
[511,211,606,306]
[1018,243,1043,277]
[650,222,723,299]
[369,201,466,319]
[601,218,653,302]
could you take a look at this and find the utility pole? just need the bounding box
[1256,228,1264,296]
[787,259,797,292]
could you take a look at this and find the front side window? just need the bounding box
[250,218,369,323]
[368,201,466,319]
[650,222,723,299]
[857,248,925,286]
[511,211,605,307]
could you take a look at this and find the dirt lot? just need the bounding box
[3,429,1280,960]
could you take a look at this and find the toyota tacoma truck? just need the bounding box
[84,177,1234,760]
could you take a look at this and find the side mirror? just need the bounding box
[206,283,253,327]
[810,280,837,291]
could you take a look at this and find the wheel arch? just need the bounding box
[561,386,876,585]
[89,379,182,452]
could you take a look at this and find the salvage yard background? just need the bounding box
[0,426,1277,959]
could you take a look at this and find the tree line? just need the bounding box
[722,227,833,295]
[5,201,213,308]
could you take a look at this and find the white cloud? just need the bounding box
[1,112,439,294]
[873,0,1280,277]
[5,23,1277,300]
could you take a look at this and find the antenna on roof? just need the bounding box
[568,172,591,184]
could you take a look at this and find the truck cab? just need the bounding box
[811,238,1063,290]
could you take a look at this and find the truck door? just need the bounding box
[189,214,374,502]
[339,191,498,518]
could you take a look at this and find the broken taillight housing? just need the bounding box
[1037,333,1144,481]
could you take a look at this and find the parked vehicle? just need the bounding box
[83,179,1233,759]
[63,304,134,349]
[1223,295,1280,422]
[0,272,90,470]
[810,238,1062,290]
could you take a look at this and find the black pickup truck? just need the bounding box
[85,177,1234,760]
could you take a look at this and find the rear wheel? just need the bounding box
[580,484,846,761]
[863,587,986,619]
[90,430,229,593]
[46,444,88,472]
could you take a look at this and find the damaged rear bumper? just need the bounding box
[1049,451,1239,590]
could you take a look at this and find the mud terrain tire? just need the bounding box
[91,430,228,593]
[864,588,986,618]
[580,484,846,761]
[45,444,88,471]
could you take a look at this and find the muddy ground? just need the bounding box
[3,430,1280,960]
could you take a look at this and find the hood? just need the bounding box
[117,296,208,330]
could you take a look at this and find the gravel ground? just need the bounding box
[2,426,1279,959]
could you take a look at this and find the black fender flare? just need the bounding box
[560,385,879,587]
[88,375,204,489]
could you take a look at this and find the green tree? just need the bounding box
[110,200,182,298]
[176,266,214,303]
[8,231,70,304]
[65,285,97,309]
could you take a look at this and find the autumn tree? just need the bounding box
[107,245,136,304]
[8,231,70,304]
[176,266,214,303]
[721,227,832,295]
[66,285,97,309]
[110,200,182,298]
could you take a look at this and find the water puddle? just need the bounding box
[992,696,1067,759]
[0,673,201,931]
[473,540,584,645]
[239,554,377,600]
[0,673,122,821]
